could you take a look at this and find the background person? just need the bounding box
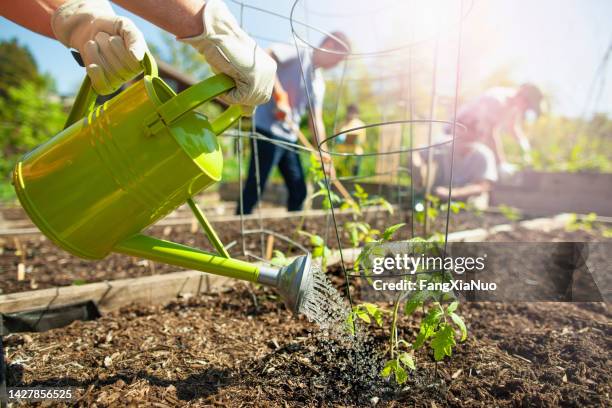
[238,32,350,215]
[450,83,544,177]
[1,0,276,109]
[414,132,498,207]
[336,103,366,176]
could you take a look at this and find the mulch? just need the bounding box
[3,283,610,407]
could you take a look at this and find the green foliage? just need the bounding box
[345,221,380,247]
[378,266,468,384]
[0,39,43,98]
[354,223,405,276]
[411,301,467,361]
[442,200,466,215]
[0,40,67,201]
[298,231,331,270]
[346,302,385,335]
[430,323,456,361]
[565,212,598,232]
[341,183,395,250]
[498,204,522,222]
[380,354,413,384]
[270,250,291,267]
[415,194,467,233]
[308,154,342,209]
[525,114,612,173]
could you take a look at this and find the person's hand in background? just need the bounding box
[51,0,148,95]
[273,87,292,121]
[180,0,276,113]
[320,151,336,179]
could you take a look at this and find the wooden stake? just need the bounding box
[17,263,25,281]
[265,235,275,260]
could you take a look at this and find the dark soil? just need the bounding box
[4,283,610,407]
[0,210,510,295]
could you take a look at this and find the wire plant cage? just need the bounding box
[219,0,471,311]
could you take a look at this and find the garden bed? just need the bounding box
[3,283,610,407]
[0,210,511,295]
[2,226,611,406]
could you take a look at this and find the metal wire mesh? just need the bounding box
[223,0,468,309]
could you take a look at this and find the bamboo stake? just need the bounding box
[265,235,275,260]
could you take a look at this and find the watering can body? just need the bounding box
[13,54,239,259]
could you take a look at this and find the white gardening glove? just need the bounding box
[51,0,148,95]
[179,0,276,114]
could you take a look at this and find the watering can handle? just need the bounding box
[155,73,245,135]
[64,52,159,129]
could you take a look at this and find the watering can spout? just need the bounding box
[257,254,313,314]
[115,232,313,314]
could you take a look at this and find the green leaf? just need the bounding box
[395,364,408,384]
[362,303,384,326]
[398,352,415,370]
[450,312,468,341]
[431,324,456,361]
[304,233,324,247]
[382,223,405,241]
[380,359,395,378]
[414,308,443,350]
[379,198,394,215]
[404,298,422,316]
[446,301,459,314]
[355,308,371,324]
[270,250,291,267]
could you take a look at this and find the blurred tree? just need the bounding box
[0,38,42,98]
[0,39,66,200]
[523,113,612,173]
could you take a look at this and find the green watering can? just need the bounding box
[12,53,312,313]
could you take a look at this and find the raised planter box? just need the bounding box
[491,170,612,216]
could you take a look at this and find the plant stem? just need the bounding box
[389,292,403,359]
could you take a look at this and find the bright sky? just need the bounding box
[1,0,611,118]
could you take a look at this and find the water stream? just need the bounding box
[298,263,350,333]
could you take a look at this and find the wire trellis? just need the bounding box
[223,0,467,311]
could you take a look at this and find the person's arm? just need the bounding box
[509,119,532,164]
[490,126,507,164]
[264,50,293,120]
[112,0,205,38]
[1,0,65,39]
[4,0,148,95]
[434,181,492,200]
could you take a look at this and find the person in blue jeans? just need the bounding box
[238,32,350,214]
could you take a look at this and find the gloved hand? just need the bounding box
[180,0,276,113]
[51,0,148,95]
